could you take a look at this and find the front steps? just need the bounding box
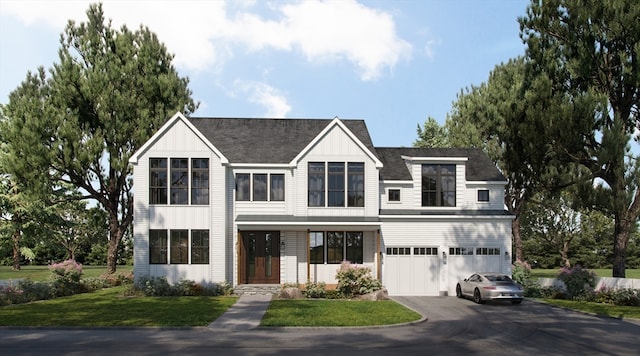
[233,284,281,295]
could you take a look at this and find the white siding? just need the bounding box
[379,182,414,210]
[132,118,227,285]
[463,182,506,210]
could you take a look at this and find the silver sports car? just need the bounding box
[456,273,524,304]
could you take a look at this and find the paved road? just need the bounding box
[1,297,639,355]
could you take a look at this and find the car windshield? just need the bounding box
[485,275,512,282]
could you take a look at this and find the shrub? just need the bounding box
[137,276,173,296]
[557,265,596,300]
[512,260,532,285]
[611,288,639,306]
[524,283,565,299]
[49,259,85,296]
[335,261,382,298]
[302,282,327,298]
[17,279,55,301]
[134,277,232,296]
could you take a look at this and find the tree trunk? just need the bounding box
[11,230,21,271]
[560,240,571,268]
[612,215,631,278]
[106,211,125,274]
[512,214,524,262]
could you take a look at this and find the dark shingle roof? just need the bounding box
[188,117,377,164]
[375,147,505,182]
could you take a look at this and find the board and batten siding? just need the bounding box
[133,118,227,285]
[294,124,380,217]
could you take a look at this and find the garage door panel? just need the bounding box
[384,246,439,296]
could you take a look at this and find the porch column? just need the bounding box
[236,231,242,285]
[306,229,310,283]
[376,229,381,281]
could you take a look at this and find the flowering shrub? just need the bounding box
[557,265,596,300]
[335,261,382,298]
[592,286,640,306]
[49,259,85,296]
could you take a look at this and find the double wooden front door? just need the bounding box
[241,231,280,284]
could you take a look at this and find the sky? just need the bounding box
[0,0,529,148]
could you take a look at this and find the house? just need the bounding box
[129,112,513,296]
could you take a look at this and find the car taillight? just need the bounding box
[482,286,496,290]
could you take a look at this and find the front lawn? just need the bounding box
[0,286,237,327]
[0,265,134,282]
[541,299,640,320]
[261,299,422,327]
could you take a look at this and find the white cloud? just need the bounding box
[1,0,412,80]
[234,80,291,118]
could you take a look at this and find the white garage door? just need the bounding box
[447,247,504,295]
[384,247,439,296]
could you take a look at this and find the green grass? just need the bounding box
[0,265,133,282]
[0,286,237,327]
[531,268,640,279]
[542,299,640,320]
[261,299,422,327]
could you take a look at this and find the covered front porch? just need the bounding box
[234,215,382,287]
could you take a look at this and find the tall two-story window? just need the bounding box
[308,162,325,207]
[328,162,345,206]
[191,159,209,205]
[149,158,168,204]
[422,164,456,207]
[170,158,189,204]
[347,163,364,207]
[270,174,285,201]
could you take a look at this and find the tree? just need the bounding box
[519,0,640,277]
[414,117,448,148]
[1,4,196,273]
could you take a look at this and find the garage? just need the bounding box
[446,247,505,295]
[383,246,439,296]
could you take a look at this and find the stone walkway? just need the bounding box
[208,294,272,330]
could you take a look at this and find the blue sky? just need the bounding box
[0,0,529,147]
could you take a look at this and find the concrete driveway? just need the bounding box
[1,296,639,355]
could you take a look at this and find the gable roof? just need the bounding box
[188,117,379,164]
[375,147,506,182]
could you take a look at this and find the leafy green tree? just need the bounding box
[1,4,196,273]
[414,117,448,148]
[519,0,639,277]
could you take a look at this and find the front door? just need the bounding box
[241,231,280,284]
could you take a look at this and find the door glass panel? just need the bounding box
[265,233,272,277]
[248,233,256,277]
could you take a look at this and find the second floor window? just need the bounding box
[150,157,209,205]
[308,161,365,207]
[236,173,286,202]
[422,164,456,207]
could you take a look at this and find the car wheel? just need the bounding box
[456,284,463,298]
[473,288,484,304]
[511,299,523,305]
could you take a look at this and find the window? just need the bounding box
[345,232,363,264]
[327,232,344,263]
[170,230,188,264]
[270,174,285,201]
[449,247,473,255]
[236,173,250,201]
[170,158,189,204]
[308,162,325,207]
[149,230,168,264]
[386,247,411,255]
[422,164,456,207]
[191,230,209,264]
[414,247,438,255]
[253,174,268,201]
[328,163,345,206]
[149,158,167,204]
[388,189,400,202]
[478,189,489,202]
[476,247,500,255]
[191,159,209,205]
[348,163,364,207]
[309,232,324,264]
[309,161,365,207]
